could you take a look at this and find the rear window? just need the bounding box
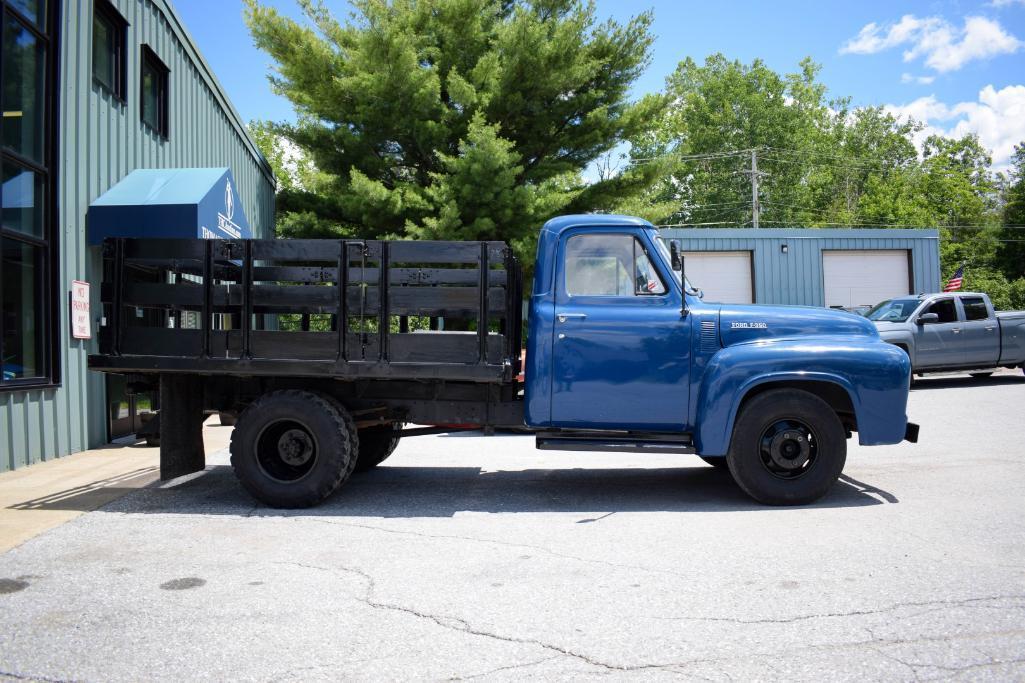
[961,297,989,321]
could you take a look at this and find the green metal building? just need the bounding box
[660,228,941,309]
[1,0,275,471]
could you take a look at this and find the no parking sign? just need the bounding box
[71,280,91,340]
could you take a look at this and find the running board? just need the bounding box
[536,430,695,455]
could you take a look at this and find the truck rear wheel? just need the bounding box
[726,389,846,506]
[353,423,402,472]
[230,390,356,508]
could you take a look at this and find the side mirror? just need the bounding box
[695,288,705,300]
[670,241,682,271]
[917,313,939,325]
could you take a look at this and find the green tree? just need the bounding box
[629,55,830,226]
[244,0,668,264]
[914,135,1001,277]
[629,55,922,229]
[997,143,1025,280]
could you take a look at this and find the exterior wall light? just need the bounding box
[781,244,789,254]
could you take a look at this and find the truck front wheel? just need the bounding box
[230,390,356,508]
[726,389,846,505]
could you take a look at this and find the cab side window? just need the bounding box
[961,297,989,321]
[926,299,958,323]
[565,234,666,297]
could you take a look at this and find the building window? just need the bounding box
[92,0,127,101]
[140,45,169,138]
[1,0,56,388]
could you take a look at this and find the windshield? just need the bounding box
[655,236,696,294]
[866,298,921,322]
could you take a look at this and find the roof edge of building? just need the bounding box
[659,227,940,239]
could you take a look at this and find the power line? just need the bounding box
[656,221,743,227]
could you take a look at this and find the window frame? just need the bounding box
[924,297,959,324]
[139,44,169,139]
[1,0,60,391]
[960,296,990,321]
[91,0,127,102]
[562,232,669,299]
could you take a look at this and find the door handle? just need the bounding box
[557,313,587,323]
[985,326,996,331]
[951,328,961,334]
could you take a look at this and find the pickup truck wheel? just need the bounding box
[354,423,402,472]
[229,390,355,508]
[727,389,846,506]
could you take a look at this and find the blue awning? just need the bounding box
[88,167,252,245]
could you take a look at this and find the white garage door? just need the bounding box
[823,250,910,309]
[683,251,753,304]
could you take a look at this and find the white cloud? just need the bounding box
[841,14,1022,72]
[884,84,1025,170]
[990,0,1025,7]
[900,72,936,84]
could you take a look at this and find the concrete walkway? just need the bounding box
[0,417,233,553]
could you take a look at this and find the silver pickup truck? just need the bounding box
[866,292,1025,376]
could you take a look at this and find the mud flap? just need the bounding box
[159,374,206,480]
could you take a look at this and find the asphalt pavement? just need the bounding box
[1,371,1024,681]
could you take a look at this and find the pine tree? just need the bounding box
[244,0,669,265]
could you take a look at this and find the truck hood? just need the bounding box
[872,321,908,334]
[718,303,880,347]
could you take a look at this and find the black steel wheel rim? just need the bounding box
[255,419,319,483]
[758,419,818,480]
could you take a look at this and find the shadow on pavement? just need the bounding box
[911,373,1024,391]
[15,462,899,517]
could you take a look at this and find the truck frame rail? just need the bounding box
[89,237,524,383]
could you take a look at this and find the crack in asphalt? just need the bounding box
[865,645,1025,682]
[0,670,80,683]
[275,560,1025,678]
[449,656,560,680]
[272,553,1025,676]
[275,560,714,673]
[297,517,697,581]
[638,594,1025,625]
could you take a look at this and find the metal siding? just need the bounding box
[661,229,940,308]
[1,0,276,472]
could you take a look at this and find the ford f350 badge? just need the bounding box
[731,321,768,329]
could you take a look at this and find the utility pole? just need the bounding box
[741,148,768,228]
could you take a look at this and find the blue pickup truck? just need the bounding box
[90,214,917,508]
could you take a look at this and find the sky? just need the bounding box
[172,0,1025,170]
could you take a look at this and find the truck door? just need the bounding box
[959,295,999,367]
[551,231,690,431]
[914,297,963,367]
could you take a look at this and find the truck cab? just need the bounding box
[522,216,916,503]
[868,292,1025,374]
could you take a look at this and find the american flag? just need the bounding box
[943,265,964,292]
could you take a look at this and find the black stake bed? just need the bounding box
[89,237,524,384]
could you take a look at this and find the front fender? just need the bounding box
[694,337,911,455]
[877,330,916,365]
